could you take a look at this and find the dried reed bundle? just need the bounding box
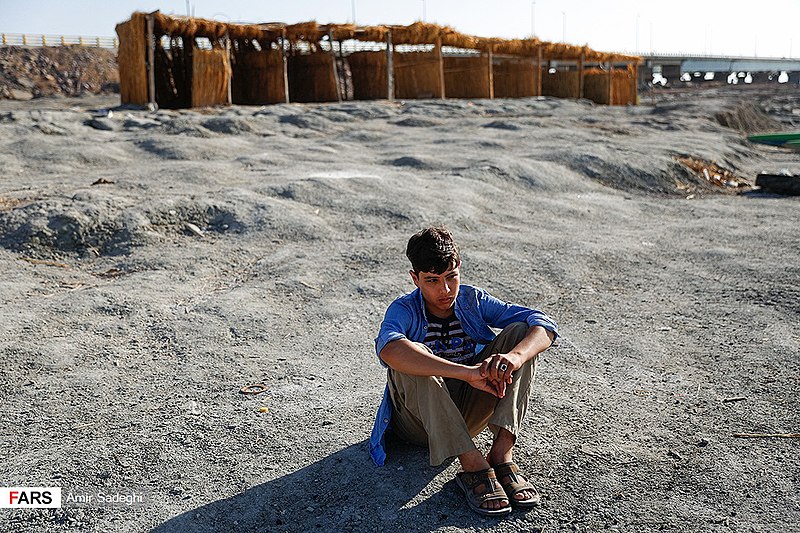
[285,21,323,42]
[357,25,389,43]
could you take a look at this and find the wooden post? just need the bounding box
[1,35,6,46]
[225,34,232,105]
[435,36,445,99]
[607,61,613,105]
[96,37,101,48]
[386,28,394,101]
[61,35,66,46]
[578,52,584,99]
[536,48,543,96]
[146,14,156,106]
[79,36,84,46]
[338,39,349,100]
[22,34,27,46]
[281,29,290,103]
[328,31,342,102]
[487,45,494,99]
[631,64,638,105]
[42,35,47,46]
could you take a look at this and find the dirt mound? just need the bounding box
[714,101,782,133]
[0,193,244,258]
[0,46,119,100]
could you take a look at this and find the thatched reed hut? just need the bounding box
[115,12,640,108]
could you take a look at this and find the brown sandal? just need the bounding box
[492,462,541,508]
[455,468,512,517]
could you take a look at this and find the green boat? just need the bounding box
[747,132,800,146]
[784,140,800,152]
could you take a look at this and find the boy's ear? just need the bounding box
[409,270,420,287]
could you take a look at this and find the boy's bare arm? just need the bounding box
[481,325,555,383]
[380,339,505,397]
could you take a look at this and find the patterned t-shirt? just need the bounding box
[423,311,477,364]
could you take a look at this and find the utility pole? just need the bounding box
[185,0,190,16]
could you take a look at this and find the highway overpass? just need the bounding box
[637,53,800,86]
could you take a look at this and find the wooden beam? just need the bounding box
[339,39,349,100]
[487,45,494,99]
[536,47,543,96]
[145,13,156,106]
[328,31,342,102]
[225,34,232,105]
[435,37,445,99]
[386,28,394,100]
[578,52,585,99]
[607,61,613,105]
[281,29,289,103]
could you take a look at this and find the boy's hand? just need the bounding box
[464,365,507,398]
[480,352,522,384]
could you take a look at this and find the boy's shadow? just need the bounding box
[152,438,501,532]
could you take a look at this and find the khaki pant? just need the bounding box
[387,322,536,466]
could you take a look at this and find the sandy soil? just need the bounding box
[0,86,798,532]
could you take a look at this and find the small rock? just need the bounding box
[124,116,161,129]
[10,89,33,101]
[86,118,115,131]
[697,438,709,447]
[667,449,683,461]
[185,223,204,237]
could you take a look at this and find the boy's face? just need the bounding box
[410,261,461,319]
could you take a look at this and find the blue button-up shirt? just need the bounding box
[370,284,558,466]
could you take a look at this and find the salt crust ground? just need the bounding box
[0,86,798,532]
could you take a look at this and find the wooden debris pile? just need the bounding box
[676,157,753,189]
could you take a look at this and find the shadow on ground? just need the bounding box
[152,439,502,532]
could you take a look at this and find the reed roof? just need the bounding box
[134,11,640,63]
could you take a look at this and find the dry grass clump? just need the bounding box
[0,196,26,210]
[715,102,781,134]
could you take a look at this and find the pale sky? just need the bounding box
[1,0,797,58]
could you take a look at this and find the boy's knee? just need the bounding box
[504,321,530,339]
[390,369,446,391]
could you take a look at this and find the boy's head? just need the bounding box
[406,226,461,274]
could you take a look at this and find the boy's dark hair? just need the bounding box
[406,226,460,274]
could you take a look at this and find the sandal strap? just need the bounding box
[493,462,537,494]
[458,468,507,505]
